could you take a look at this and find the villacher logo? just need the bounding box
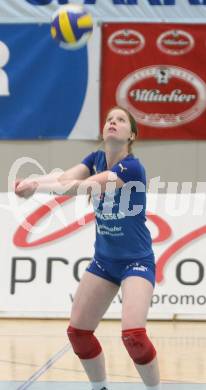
[116,65,206,127]
[108,29,145,55]
[157,29,195,56]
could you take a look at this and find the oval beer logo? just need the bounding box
[108,29,145,55]
[116,65,206,128]
[157,30,194,56]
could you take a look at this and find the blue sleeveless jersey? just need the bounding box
[82,150,153,262]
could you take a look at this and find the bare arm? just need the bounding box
[58,163,91,181]
[33,164,91,183]
[15,168,124,198]
[15,163,91,198]
[57,170,124,196]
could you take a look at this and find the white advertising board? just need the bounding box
[1,1,206,23]
[0,192,205,319]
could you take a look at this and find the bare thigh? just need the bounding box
[121,276,154,330]
[70,271,119,330]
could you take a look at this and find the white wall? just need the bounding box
[1,140,206,191]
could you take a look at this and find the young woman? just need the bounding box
[15,106,161,390]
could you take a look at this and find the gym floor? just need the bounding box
[0,319,205,389]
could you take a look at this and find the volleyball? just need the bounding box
[51,4,93,50]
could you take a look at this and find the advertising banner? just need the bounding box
[1,1,206,139]
[101,22,206,140]
[0,23,100,139]
[0,192,206,319]
[1,1,206,23]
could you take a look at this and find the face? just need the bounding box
[103,108,133,144]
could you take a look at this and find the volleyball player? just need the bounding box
[15,106,161,390]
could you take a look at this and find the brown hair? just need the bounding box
[88,107,138,203]
[105,106,138,153]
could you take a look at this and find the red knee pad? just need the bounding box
[122,327,156,365]
[67,325,102,360]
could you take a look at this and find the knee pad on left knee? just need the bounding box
[122,327,156,365]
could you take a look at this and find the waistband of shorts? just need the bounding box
[94,251,155,264]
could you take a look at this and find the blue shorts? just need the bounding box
[86,253,156,287]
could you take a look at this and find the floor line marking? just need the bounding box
[16,343,71,390]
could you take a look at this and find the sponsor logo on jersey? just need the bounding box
[118,163,128,173]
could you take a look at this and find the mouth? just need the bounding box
[108,127,117,133]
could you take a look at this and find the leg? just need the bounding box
[121,276,161,389]
[68,270,119,389]
[70,270,119,329]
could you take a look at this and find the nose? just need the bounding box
[110,119,116,125]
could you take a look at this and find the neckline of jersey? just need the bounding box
[101,151,135,170]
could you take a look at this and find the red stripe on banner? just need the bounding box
[13,196,95,247]
[156,225,206,283]
[101,23,206,140]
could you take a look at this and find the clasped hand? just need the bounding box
[14,179,38,199]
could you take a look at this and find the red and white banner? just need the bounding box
[101,23,206,139]
[0,192,206,319]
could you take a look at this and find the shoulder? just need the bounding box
[125,155,145,173]
[84,150,105,161]
[93,150,106,173]
[81,150,106,175]
[111,155,146,184]
[94,149,105,160]
[125,155,144,168]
